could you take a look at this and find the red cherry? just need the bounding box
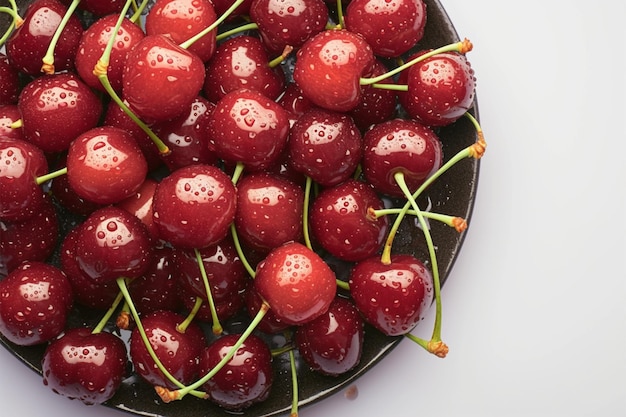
[344,0,427,58]
[66,126,149,205]
[18,72,103,153]
[253,241,336,325]
[0,261,74,346]
[152,164,237,249]
[293,29,375,112]
[145,0,218,63]
[349,254,433,336]
[295,296,364,376]
[198,333,273,411]
[122,34,205,123]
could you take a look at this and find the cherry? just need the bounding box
[152,164,237,249]
[293,29,375,112]
[198,333,273,411]
[206,88,290,173]
[18,72,103,153]
[0,53,20,105]
[0,137,48,222]
[0,193,58,277]
[287,107,363,187]
[66,126,149,205]
[74,206,154,284]
[253,241,336,325]
[203,35,286,103]
[0,261,74,346]
[234,172,304,252]
[362,118,443,197]
[349,254,433,336]
[400,50,476,126]
[310,179,389,262]
[49,154,103,216]
[295,296,364,376]
[153,95,218,171]
[5,0,83,76]
[60,0,126,16]
[41,327,128,405]
[344,0,427,58]
[277,82,317,118]
[116,177,160,242]
[75,14,145,93]
[0,105,25,141]
[145,0,218,63]
[129,309,206,390]
[122,34,206,123]
[348,59,398,131]
[249,0,329,54]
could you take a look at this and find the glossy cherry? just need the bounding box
[41,327,128,405]
[152,164,237,249]
[0,261,73,346]
[66,126,149,205]
[349,254,433,336]
[199,333,273,411]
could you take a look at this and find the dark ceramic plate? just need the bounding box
[0,0,480,416]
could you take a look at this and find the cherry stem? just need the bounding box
[179,0,246,50]
[193,248,223,335]
[92,290,125,334]
[335,0,345,29]
[129,0,151,24]
[268,45,294,69]
[230,223,256,278]
[372,208,467,232]
[371,83,408,92]
[115,277,207,396]
[393,171,446,357]
[159,303,270,403]
[360,38,473,86]
[302,176,313,251]
[231,161,245,185]
[216,22,258,42]
[176,296,203,334]
[41,0,81,74]
[288,345,300,417]
[36,167,67,185]
[0,2,23,46]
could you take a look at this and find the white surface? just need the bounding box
[2,1,626,416]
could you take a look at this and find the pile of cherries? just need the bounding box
[0,0,486,414]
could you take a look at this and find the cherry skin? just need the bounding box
[310,179,389,262]
[198,333,273,411]
[50,154,103,216]
[178,282,246,325]
[362,118,443,197]
[244,286,290,334]
[60,0,127,16]
[41,327,128,405]
[0,137,48,222]
[206,88,290,172]
[349,254,433,336]
[203,35,286,103]
[348,59,398,131]
[152,164,237,249]
[116,178,160,242]
[0,54,20,105]
[253,241,337,325]
[344,0,427,58]
[234,172,304,252]
[0,193,59,277]
[287,107,363,187]
[0,261,74,346]
[293,29,375,112]
[212,0,254,18]
[75,14,146,93]
[129,309,207,390]
[400,50,476,126]
[249,0,329,54]
[18,72,103,153]
[145,0,218,63]
[66,126,149,205]
[5,0,83,76]
[74,206,154,284]
[295,296,364,376]
[122,34,206,123]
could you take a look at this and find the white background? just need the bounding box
[2,1,625,416]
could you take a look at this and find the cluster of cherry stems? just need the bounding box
[0,0,486,414]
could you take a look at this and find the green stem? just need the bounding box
[335,0,345,29]
[302,176,313,251]
[372,208,467,232]
[372,83,408,92]
[194,248,223,335]
[41,0,82,74]
[268,45,294,69]
[231,161,245,185]
[92,291,124,334]
[0,4,21,46]
[360,39,473,86]
[129,0,151,24]
[288,346,300,417]
[230,223,256,278]
[216,22,258,42]
[176,296,203,333]
[36,167,67,185]
[179,0,246,50]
